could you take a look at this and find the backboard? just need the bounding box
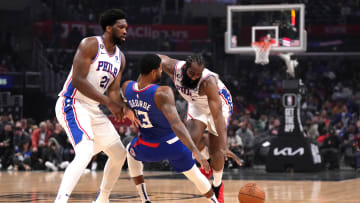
[225,4,306,54]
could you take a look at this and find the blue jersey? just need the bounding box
[124,81,176,142]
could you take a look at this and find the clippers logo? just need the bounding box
[130,147,136,157]
[282,93,297,108]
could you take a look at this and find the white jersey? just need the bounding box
[58,36,122,105]
[173,61,232,114]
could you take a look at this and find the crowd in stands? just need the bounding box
[2,54,360,172]
[1,0,360,172]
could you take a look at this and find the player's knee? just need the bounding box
[209,149,225,159]
[106,141,127,164]
[111,147,127,165]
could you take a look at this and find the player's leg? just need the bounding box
[126,143,151,203]
[185,119,207,151]
[186,106,214,176]
[208,92,232,203]
[55,139,94,203]
[92,119,127,203]
[54,97,95,203]
[167,140,218,202]
[182,165,219,203]
[208,132,226,203]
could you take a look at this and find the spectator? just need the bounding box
[13,125,31,152]
[226,127,243,168]
[43,138,69,171]
[320,128,342,170]
[0,124,14,170]
[31,121,51,170]
[353,133,360,172]
[31,121,51,152]
[235,121,255,167]
[12,137,32,171]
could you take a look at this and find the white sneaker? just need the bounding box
[45,161,58,171]
[59,161,69,169]
[7,165,13,171]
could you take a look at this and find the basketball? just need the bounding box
[238,183,265,203]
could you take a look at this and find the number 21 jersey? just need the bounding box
[58,36,122,105]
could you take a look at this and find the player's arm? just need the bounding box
[154,86,210,172]
[108,51,126,104]
[157,54,180,80]
[202,77,227,150]
[71,37,112,106]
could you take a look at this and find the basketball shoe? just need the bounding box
[212,182,224,203]
[200,166,213,179]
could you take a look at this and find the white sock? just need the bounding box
[208,194,219,203]
[136,183,150,202]
[213,169,223,187]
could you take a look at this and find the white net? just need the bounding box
[252,41,273,65]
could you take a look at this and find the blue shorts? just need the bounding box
[128,136,195,172]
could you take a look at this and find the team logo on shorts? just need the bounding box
[100,44,104,49]
[130,147,136,157]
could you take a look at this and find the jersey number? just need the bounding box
[135,110,153,128]
[100,76,110,89]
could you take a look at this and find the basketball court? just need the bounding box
[1,3,359,203]
[1,169,360,202]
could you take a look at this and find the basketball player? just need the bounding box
[122,54,219,203]
[158,54,234,203]
[54,9,136,203]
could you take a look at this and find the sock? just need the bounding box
[213,169,223,187]
[136,183,150,202]
[208,194,219,203]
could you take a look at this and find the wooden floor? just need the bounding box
[1,170,360,202]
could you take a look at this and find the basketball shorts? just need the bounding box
[128,135,195,172]
[186,88,233,136]
[55,96,122,154]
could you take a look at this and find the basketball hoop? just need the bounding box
[251,41,274,65]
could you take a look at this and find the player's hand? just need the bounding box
[106,100,123,122]
[225,148,242,167]
[123,107,141,127]
[193,151,211,173]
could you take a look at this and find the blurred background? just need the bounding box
[1,0,360,173]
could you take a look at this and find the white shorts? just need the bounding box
[55,97,121,154]
[186,99,232,136]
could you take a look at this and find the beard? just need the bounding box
[181,67,200,89]
[111,32,124,46]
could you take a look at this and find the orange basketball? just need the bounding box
[238,183,265,203]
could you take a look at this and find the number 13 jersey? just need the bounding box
[58,36,122,105]
[124,81,176,142]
